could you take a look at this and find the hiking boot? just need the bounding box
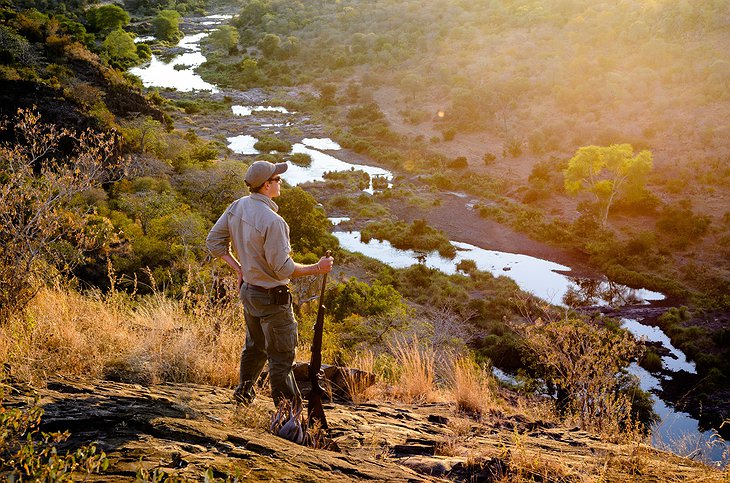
[233,387,255,405]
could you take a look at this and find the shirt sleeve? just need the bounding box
[206,206,232,258]
[264,217,296,280]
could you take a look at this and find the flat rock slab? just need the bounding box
[12,377,442,482]
[7,377,723,482]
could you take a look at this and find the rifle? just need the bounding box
[307,250,330,429]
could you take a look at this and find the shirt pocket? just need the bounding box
[272,323,297,353]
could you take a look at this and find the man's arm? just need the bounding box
[206,205,244,288]
[291,255,334,278]
[221,253,243,289]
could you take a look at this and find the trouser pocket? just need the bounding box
[271,323,297,353]
[269,286,291,305]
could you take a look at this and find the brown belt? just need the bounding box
[244,283,285,294]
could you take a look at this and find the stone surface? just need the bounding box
[6,377,725,482]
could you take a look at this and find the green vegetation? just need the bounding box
[564,144,653,227]
[361,218,456,257]
[253,133,292,152]
[2,0,729,465]
[0,370,109,480]
[515,316,657,432]
[288,152,311,167]
[152,9,182,43]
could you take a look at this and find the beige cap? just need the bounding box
[245,161,288,188]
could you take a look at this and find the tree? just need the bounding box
[257,32,281,57]
[87,5,129,33]
[276,187,338,256]
[208,25,239,55]
[0,109,122,322]
[515,316,655,433]
[152,10,182,42]
[103,28,138,68]
[564,144,653,227]
[318,83,337,106]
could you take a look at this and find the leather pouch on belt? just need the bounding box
[270,286,291,305]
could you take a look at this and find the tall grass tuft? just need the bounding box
[343,350,377,404]
[449,356,495,418]
[390,337,437,403]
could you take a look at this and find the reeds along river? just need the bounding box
[127,17,728,466]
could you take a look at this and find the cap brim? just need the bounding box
[273,162,288,176]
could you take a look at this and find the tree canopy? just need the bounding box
[564,144,653,227]
[152,9,182,42]
[87,5,129,33]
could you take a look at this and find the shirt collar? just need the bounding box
[250,192,279,212]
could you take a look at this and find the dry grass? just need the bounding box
[390,337,439,403]
[449,356,496,418]
[339,350,378,404]
[0,286,243,387]
[230,401,272,431]
[435,417,474,457]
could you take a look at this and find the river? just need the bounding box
[127,16,727,466]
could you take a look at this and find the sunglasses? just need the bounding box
[268,176,282,183]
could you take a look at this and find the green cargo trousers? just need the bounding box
[234,284,301,408]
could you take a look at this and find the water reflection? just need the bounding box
[562,278,657,307]
[302,138,342,150]
[129,31,218,92]
[231,105,290,116]
[285,144,392,189]
[334,231,663,307]
[622,318,696,373]
[227,134,259,155]
[329,217,350,226]
[628,363,727,465]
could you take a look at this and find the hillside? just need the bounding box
[1,0,729,479]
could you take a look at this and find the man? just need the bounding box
[206,160,334,407]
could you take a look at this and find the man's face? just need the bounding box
[263,175,282,198]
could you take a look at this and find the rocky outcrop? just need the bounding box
[6,377,723,481]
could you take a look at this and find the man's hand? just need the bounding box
[237,269,243,290]
[317,255,334,274]
[220,253,244,291]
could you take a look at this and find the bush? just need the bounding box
[253,134,292,152]
[289,152,312,166]
[656,200,711,247]
[0,109,123,321]
[0,372,109,480]
[503,138,523,158]
[456,259,477,274]
[442,127,456,141]
[483,152,496,165]
[361,219,455,257]
[516,317,653,433]
[639,348,663,372]
[447,156,468,169]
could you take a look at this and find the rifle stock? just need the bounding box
[307,250,330,429]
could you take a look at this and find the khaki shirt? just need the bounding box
[206,193,295,288]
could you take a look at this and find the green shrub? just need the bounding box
[639,348,663,372]
[253,134,292,152]
[0,375,109,480]
[323,169,370,190]
[289,152,312,166]
[456,259,477,274]
[656,200,711,247]
[361,218,455,257]
[503,138,523,157]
